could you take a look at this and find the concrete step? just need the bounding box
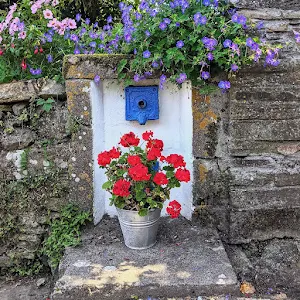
[52,217,239,300]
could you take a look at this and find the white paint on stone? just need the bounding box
[75,177,80,183]
[29,159,38,165]
[43,160,50,167]
[91,79,194,223]
[6,150,25,179]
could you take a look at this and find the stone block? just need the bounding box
[234,0,300,10]
[192,89,229,158]
[65,79,92,126]
[193,159,230,208]
[68,126,93,211]
[0,79,65,104]
[63,54,128,80]
[230,186,300,210]
[0,128,36,151]
[53,218,238,300]
[228,208,300,244]
[34,102,69,141]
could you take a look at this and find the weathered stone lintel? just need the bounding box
[63,54,128,80]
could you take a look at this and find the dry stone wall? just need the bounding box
[194,3,300,243]
[0,79,73,273]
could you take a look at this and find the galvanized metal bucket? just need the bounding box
[116,208,161,250]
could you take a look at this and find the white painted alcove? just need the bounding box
[91,79,194,224]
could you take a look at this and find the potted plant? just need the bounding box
[98,130,190,249]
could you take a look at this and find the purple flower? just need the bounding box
[107,15,113,23]
[143,50,151,58]
[94,75,101,84]
[85,18,90,25]
[207,53,214,61]
[75,13,81,22]
[256,21,264,30]
[152,61,159,68]
[176,73,187,84]
[218,81,231,92]
[145,30,151,37]
[223,39,232,48]
[265,49,280,66]
[163,18,171,24]
[74,48,80,54]
[294,30,300,43]
[135,12,142,20]
[246,38,254,47]
[231,64,239,71]
[159,22,167,30]
[175,22,180,27]
[90,41,97,48]
[134,74,140,82]
[70,34,79,43]
[201,71,210,80]
[124,33,132,43]
[176,40,184,48]
[47,54,53,63]
[238,15,247,26]
[160,74,167,89]
[203,0,210,6]
[202,37,218,51]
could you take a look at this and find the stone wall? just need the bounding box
[194,4,300,244]
[0,79,73,273]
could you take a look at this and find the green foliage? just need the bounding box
[20,148,30,171]
[41,204,91,269]
[36,98,55,113]
[9,259,43,276]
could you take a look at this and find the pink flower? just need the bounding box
[43,9,53,20]
[52,0,59,6]
[31,4,38,14]
[67,19,77,29]
[47,18,57,28]
[18,31,26,39]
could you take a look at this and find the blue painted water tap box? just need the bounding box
[125,86,159,125]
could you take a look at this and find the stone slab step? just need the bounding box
[52,217,239,300]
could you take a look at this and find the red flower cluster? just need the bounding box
[146,138,164,160]
[166,200,182,219]
[128,164,151,181]
[112,179,131,197]
[175,168,191,182]
[97,151,111,167]
[120,132,140,147]
[153,172,169,185]
[166,154,186,168]
[142,130,153,141]
[97,147,121,166]
[127,155,142,166]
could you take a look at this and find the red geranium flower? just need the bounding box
[153,172,168,185]
[112,179,131,197]
[128,164,151,181]
[175,168,191,182]
[147,139,164,151]
[166,200,182,219]
[0,49,4,56]
[120,132,140,147]
[128,155,142,166]
[166,154,186,168]
[142,130,153,141]
[147,147,161,160]
[34,48,39,54]
[97,151,111,166]
[109,147,121,159]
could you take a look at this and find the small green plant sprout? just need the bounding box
[41,204,91,269]
[36,98,55,113]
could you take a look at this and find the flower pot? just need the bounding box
[116,208,161,250]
